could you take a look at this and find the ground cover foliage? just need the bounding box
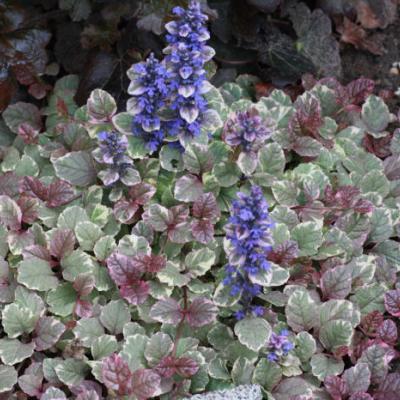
[0,1,400,399]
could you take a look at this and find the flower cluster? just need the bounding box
[223,108,272,153]
[164,1,214,138]
[127,53,171,152]
[93,131,135,186]
[266,329,294,362]
[223,185,275,319]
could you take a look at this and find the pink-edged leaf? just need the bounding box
[75,299,93,318]
[18,372,43,397]
[131,369,161,400]
[167,221,192,244]
[291,92,323,137]
[34,316,66,351]
[170,205,190,225]
[102,354,133,396]
[383,154,400,181]
[360,311,384,336]
[128,182,156,205]
[114,199,139,224]
[120,281,149,305]
[0,172,22,197]
[268,240,299,267]
[320,264,352,299]
[132,254,167,274]
[150,298,183,324]
[324,375,348,400]
[46,179,76,208]
[20,176,48,201]
[192,192,220,221]
[106,252,144,286]
[18,122,39,144]
[324,185,360,209]
[343,77,375,106]
[23,245,52,262]
[0,195,22,230]
[155,356,177,378]
[186,298,218,328]
[70,380,103,398]
[76,390,100,400]
[363,134,392,159]
[17,195,39,224]
[174,357,199,378]
[384,289,400,317]
[353,198,374,214]
[374,372,400,400]
[73,273,95,297]
[50,228,75,259]
[377,320,398,345]
[191,219,214,244]
[349,393,373,400]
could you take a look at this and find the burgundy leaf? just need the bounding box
[324,375,348,400]
[174,357,199,378]
[0,195,22,230]
[128,182,157,205]
[50,228,75,259]
[191,219,214,244]
[363,133,392,159]
[268,240,299,266]
[155,356,177,378]
[18,122,39,144]
[186,298,218,328]
[76,391,99,400]
[0,172,21,197]
[343,77,375,106]
[349,393,373,400]
[361,311,384,336]
[102,354,133,396]
[34,316,66,351]
[192,192,220,221]
[20,176,48,201]
[17,195,39,224]
[120,280,150,305]
[384,289,400,317]
[374,372,400,400]
[169,205,190,225]
[324,185,360,209]
[46,179,76,208]
[114,199,139,224]
[353,198,374,214]
[320,264,352,300]
[377,320,398,345]
[150,298,183,325]
[75,299,93,318]
[73,273,95,297]
[18,372,43,397]
[70,380,103,397]
[131,369,161,400]
[132,254,166,274]
[383,154,400,181]
[107,252,144,286]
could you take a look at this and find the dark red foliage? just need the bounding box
[156,356,199,378]
[324,375,348,400]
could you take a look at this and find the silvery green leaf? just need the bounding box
[91,334,118,360]
[286,289,319,332]
[252,358,282,391]
[257,143,286,176]
[2,303,38,338]
[295,332,316,363]
[185,247,216,277]
[17,259,58,291]
[73,318,104,347]
[144,332,174,367]
[342,363,371,395]
[273,377,313,400]
[174,174,204,202]
[237,152,258,176]
[361,95,390,137]
[57,206,89,231]
[121,334,149,371]
[61,249,94,281]
[310,354,344,381]
[55,359,89,386]
[291,221,323,257]
[350,284,386,315]
[208,357,230,380]
[41,387,67,400]
[87,89,116,122]
[272,180,300,207]
[0,339,34,365]
[100,300,131,335]
[234,318,271,352]
[0,365,17,392]
[75,221,103,251]
[232,357,255,385]
[319,320,353,351]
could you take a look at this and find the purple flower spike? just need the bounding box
[266,329,294,362]
[223,185,275,318]
[223,108,272,153]
[164,1,214,139]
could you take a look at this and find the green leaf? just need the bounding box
[87,89,116,121]
[15,155,39,177]
[252,358,282,391]
[360,170,390,197]
[121,334,149,371]
[144,332,174,367]
[185,248,216,277]
[61,249,94,281]
[18,259,58,291]
[73,318,104,347]
[207,323,234,351]
[208,357,230,380]
[41,387,67,400]
[273,377,313,400]
[213,161,241,187]
[55,359,89,386]
[91,335,118,360]
[94,235,116,261]
[367,207,393,243]
[295,332,316,363]
[0,365,17,393]
[270,263,290,286]
[342,363,371,395]
[75,221,103,251]
[351,284,386,315]
[258,143,286,176]
[2,102,41,133]
[319,320,353,351]
[231,357,255,385]
[100,300,131,335]
[272,180,300,206]
[291,221,323,256]
[237,152,258,175]
[183,143,213,174]
[2,303,38,338]
[112,112,133,134]
[160,145,184,172]
[57,206,89,231]
[0,339,34,365]
[361,95,390,137]
[174,174,203,202]
[286,289,318,332]
[47,283,77,316]
[358,344,389,384]
[54,151,96,186]
[319,299,360,327]
[0,195,21,230]
[310,354,344,381]
[234,317,271,352]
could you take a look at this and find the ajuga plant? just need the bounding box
[1,1,400,399]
